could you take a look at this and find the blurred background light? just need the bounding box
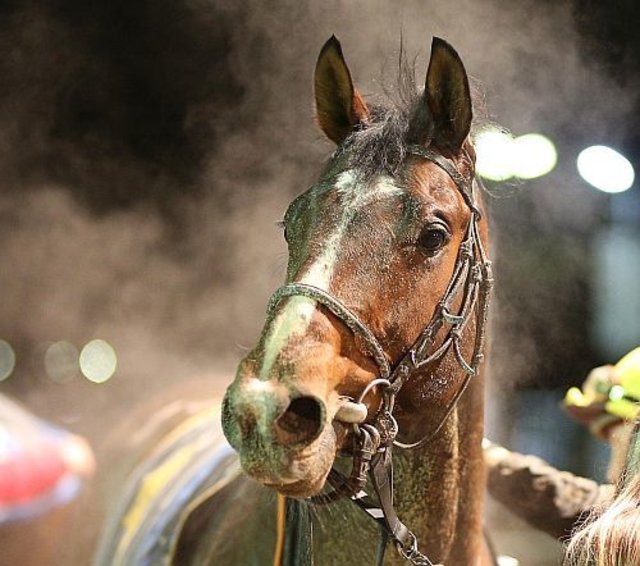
[577,145,635,193]
[79,339,117,383]
[511,133,558,179]
[474,128,515,181]
[0,340,16,381]
[44,341,79,383]
[475,129,557,182]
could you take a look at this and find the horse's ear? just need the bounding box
[423,37,472,152]
[314,36,369,145]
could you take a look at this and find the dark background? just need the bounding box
[0,1,638,562]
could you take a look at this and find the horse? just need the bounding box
[221,35,493,565]
[96,35,494,566]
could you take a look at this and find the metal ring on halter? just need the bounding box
[351,378,392,436]
[356,378,392,404]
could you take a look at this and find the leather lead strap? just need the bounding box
[370,454,435,566]
[325,456,434,566]
[370,452,410,545]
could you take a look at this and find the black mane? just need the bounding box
[323,55,485,183]
[326,56,433,181]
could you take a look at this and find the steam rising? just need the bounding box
[0,0,633,455]
[0,2,635,564]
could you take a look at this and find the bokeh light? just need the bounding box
[79,339,117,383]
[475,128,515,181]
[0,340,16,381]
[511,134,558,179]
[577,145,635,193]
[475,128,558,182]
[44,341,78,383]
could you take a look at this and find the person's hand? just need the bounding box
[565,364,622,439]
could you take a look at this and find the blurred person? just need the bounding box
[563,350,640,566]
[485,349,640,565]
[0,394,94,566]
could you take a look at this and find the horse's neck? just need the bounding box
[391,375,486,565]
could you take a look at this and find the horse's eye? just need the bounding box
[417,225,449,253]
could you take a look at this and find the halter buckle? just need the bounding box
[346,424,380,492]
[374,409,399,447]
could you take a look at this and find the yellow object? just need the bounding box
[565,347,640,422]
[605,347,640,420]
[273,494,286,566]
[615,347,640,398]
[565,386,589,408]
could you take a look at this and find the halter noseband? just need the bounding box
[266,145,493,565]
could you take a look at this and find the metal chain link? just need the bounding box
[396,533,439,565]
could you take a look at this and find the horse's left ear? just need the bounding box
[314,36,369,145]
[423,37,472,152]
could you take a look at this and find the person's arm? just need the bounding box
[484,439,614,539]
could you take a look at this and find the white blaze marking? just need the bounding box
[259,171,403,378]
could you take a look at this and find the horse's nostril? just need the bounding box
[222,392,258,442]
[273,396,325,446]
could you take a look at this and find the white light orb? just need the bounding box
[44,341,78,383]
[474,128,515,181]
[0,340,16,381]
[512,134,558,179]
[577,145,634,193]
[79,339,117,383]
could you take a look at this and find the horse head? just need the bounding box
[222,36,488,499]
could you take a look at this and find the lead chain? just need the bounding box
[397,533,437,566]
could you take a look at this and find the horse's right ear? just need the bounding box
[314,36,369,145]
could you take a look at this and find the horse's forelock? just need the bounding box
[313,53,430,183]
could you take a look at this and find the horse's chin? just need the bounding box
[243,425,338,499]
[264,471,330,498]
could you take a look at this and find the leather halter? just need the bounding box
[266,145,493,565]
